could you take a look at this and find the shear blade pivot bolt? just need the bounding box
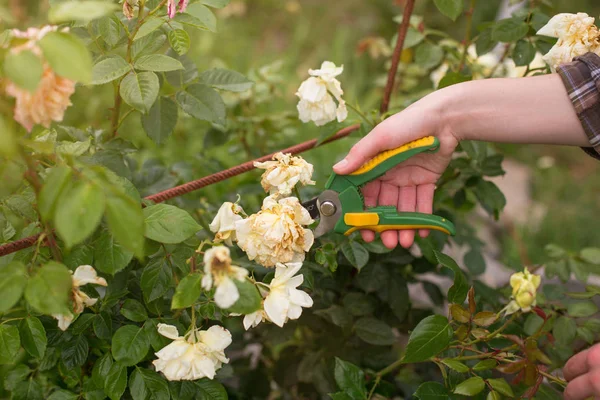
[320,201,336,217]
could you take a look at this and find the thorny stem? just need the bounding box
[467,312,518,346]
[0,317,25,325]
[380,0,416,114]
[458,0,477,71]
[539,370,567,387]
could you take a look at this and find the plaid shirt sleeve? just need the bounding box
[556,52,600,160]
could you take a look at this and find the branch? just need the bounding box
[380,0,416,115]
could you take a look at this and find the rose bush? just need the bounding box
[0,0,600,399]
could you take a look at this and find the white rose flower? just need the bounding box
[242,309,269,330]
[202,246,249,309]
[263,262,313,327]
[235,196,314,267]
[53,265,107,331]
[254,152,315,197]
[296,61,348,126]
[537,13,600,71]
[209,202,245,246]
[153,324,232,381]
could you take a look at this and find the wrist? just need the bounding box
[431,81,473,142]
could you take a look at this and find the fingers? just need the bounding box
[416,183,435,238]
[378,182,399,249]
[565,348,591,382]
[398,186,416,248]
[564,368,600,400]
[360,181,380,243]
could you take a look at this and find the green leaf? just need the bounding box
[453,377,485,396]
[12,378,43,400]
[120,299,148,322]
[227,279,262,314]
[93,312,113,340]
[553,316,577,345]
[0,261,27,313]
[25,261,72,315]
[492,18,529,42]
[202,0,229,7]
[18,317,46,359]
[513,39,536,66]
[106,192,145,258]
[105,363,128,400]
[168,29,191,56]
[3,364,31,391]
[94,229,134,275]
[433,0,463,21]
[577,327,595,344]
[442,359,469,373]
[414,382,449,399]
[91,56,131,85]
[97,15,125,47]
[487,378,514,397]
[4,50,43,92]
[176,4,216,31]
[472,359,497,371]
[47,389,78,400]
[402,315,453,363]
[474,179,506,219]
[438,71,471,89]
[342,292,376,317]
[92,352,113,388]
[172,273,202,309]
[120,71,159,114]
[464,249,485,275]
[48,1,118,23]
[195,378,227,400]
[200,68,254,92]
[354,317,395,346]
[581,248,600,264]
[334,358,367,400]
[134,54,184,72]
[475,28,497,56]
[415,42,444,69]
[434,251,468,304]
[61,335,88,369]
[71,313,95,335]
[143,204,201,244]
[141,257,172,303]
[112,325,150,366]
[132,31,167,59]
[55,182,105,248]
[134,17,166,41]
[330,393,353,400]
[0,325,20,364]
[176,83,226,124]
[129,367,170,400]
[39,165,72,221]
[567,301,599,318]
[341,241,369,271]
[141,97,178,145]
[315,305,352,329]
[39,32,92,83]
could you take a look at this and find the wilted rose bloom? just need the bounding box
[254,152,315,197]
[4,26,76,132]
[537,13,600,71]
[202,246,248,309]
[504,269,541,315]
[167,0,189,18]
[242,309,269,330]
[296,61,348,126]
[153,324,231,381]
[209,202,245,246]
[53,265,107,331]
[122,0,136,19]
[235,196,314,267]
[263,262,313,327]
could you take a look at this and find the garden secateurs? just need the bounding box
[301,136,456,238]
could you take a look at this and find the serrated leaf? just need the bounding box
[168,29,190,55]
[4,50,43,92]
[91,56,131,85]
[202,0,229,8]
[48,1,118,23]
[513,39,536,66]
[55,182,105,248]
[0,325,20,364]
[39,32,92,83]
[143,204,201,244]
[120,71,159,114]
[402,315,453,363]
[195,378,227,400]
[18,317,46,359]
[25,261,72,315]
[333,358,367,400]
[472,359,497,371]
[141,257,172,303]
[354,317,395,346]
[94,229,134,275]
[581,248,600,264]
[120,299,148,322]
[134,17,166,41]
[112,325,150,366]
[3,365,31,391]
[106,191,145,258]
[176,4,216,31]
[567,301,599,318]
[176,83,226,124]
[492,18,529,42]
[433,0,463,21]
[487,378,514,397]
[414,381,449,399]
[171,273,202,309]
[200,68,253,92]
[141,97,178,145]
[97,15,125,47]
[442,359,469,373]
[0,261,27,313]
[473,311,497,327]
[92,352,113,388]
[132,31,167,59]
[454,377,485,396]
[105,363,128,400]
[134,54,184,72]
[553,316,577,345]
[61,335,88,369]
[341,241,369,271]
[129,367,170,400]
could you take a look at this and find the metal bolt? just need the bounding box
[320,201,336,217]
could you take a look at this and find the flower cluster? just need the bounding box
[254,152,315,197]
[153,324,231,381]
[504,268,541,315]
[4,26,76,132]
[537,12,600,71]
[54,265,107,331]
[296,61,348,126]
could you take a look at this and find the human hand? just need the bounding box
[564,344,600,400]
[333,98,459,249]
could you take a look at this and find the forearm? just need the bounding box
[435,74,589,147]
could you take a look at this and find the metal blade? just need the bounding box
[302,197,320,220]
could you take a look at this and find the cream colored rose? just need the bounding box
[53,265,107,331]
[235,196,314,267]
[263,262,313,327]
[254,152,315,197]
[296,61,348,126]
[242,309,269,330]
[209,202,245,246]
[504,269,541,315]
[202,246,248,309]
[153,324,231,381]
[4,26,77,132]
[537,13,600,71]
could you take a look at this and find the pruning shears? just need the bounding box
[301,136,456,238]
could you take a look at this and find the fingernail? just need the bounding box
[333,159,348,170]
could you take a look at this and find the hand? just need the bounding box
[333,97,459,249]
[564,344,600,400]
